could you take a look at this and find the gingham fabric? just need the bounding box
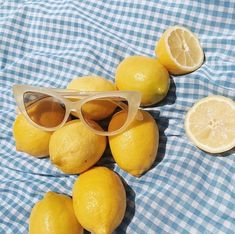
[0,0,235,233]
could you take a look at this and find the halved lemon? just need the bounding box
[155,26,204,75]
[185,95,235,154]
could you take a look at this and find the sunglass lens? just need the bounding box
[81,97,128,132]
[23,92,66,128]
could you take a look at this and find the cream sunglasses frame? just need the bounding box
[13,85,142,136]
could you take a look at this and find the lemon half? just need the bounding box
[156,26,204,75]
[185,95,235,153]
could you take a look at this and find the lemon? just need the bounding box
[13,114,52,157]
[49,120,106,174]
[67,76,117,120]
[115,56,170,106]
[155,26,204,75]
[108,110,159,176]
[72,167,126,234]
[29,191,83,234]
[185,95,235,153]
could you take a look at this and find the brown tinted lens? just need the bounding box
[81,97,128,132]
[23,92,66,128]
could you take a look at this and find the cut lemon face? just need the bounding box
[155,26,204,75]
[185,96,235,154]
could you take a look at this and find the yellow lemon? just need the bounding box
[13,114,52,157]
[185,95,235,153]
[49,120,106,174]
[108,110,159,177]
[72,167,126,234]
[115,56,170,106]
[67,76,117,120]
[29,191,83,234]
[155,26,204,75]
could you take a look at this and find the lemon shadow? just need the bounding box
[207,148,235,157]
[116,177,136,234]
[96,145,116,170]
[140,110,169,176]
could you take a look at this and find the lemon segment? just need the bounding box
[29,192,83,234]
[156,26,204,75]
[185,95,235,153]
[72,167,126,234]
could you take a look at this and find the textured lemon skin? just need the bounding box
[115,56,169,106]
[13,114,52,157]
[29,192,83,234]
[67,76,117,120]
[72,167,126,234]
[49,120,106,174]
[108,110,159,177]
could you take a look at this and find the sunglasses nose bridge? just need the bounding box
[68,102,80,113]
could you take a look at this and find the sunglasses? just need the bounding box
[13,85,142,136]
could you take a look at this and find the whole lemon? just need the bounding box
[67,76,117,120]
[29,191,83,234]
[115,56,170,106]
[108,110,159,177]
[49,120,106,174]
[73,167,126,234]
[13,114,52,157]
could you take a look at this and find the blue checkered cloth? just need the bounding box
[0,0,235,233]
